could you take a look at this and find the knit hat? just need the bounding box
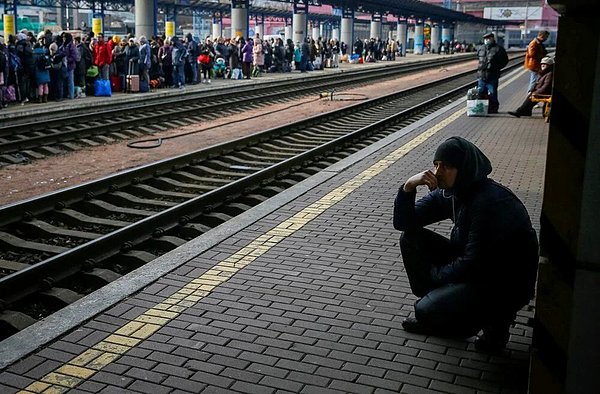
[541,56,554,65]
[433,138,466,169]
[482,32,494,39]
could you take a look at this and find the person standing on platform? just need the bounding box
[93,33,111,80]
[509,56,554,117]
[476,32,508,114]
[393,137,539,352]
[524,30,549,93]
[171,36,187,89]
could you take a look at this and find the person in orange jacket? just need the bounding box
[524,30,549,93]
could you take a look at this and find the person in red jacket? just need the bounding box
[93,33,111,80]
[508,56,554,117]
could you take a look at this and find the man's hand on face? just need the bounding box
[403,170,438,193]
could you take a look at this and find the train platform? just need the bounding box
[0,51,476,121]
[0,65,548,393]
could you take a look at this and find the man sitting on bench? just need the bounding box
[509,56,554,118]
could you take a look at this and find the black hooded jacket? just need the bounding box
[393,137,539,304]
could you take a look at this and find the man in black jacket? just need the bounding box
[393,137,539,352]
[477,32,508,113]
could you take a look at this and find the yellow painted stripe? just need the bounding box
[19,107,464,393]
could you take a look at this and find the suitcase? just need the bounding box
[110,75,121,93]
[127,63,139,93]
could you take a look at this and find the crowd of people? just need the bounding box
[0,29,482,108]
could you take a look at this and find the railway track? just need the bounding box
[0,57,523,340]
[0,55,478,166]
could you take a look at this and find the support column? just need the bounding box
[441,25,452,43]
[255,15,264,38]
[340,8,353,48]
[212,11,222,39]
[370,12,382,39]
[312,22,319,40]
[332,27,340,42]
[135,0,155,38]
[397,18,407,56]
[528,2,600,393]
[284,18,292,41]
[319,23,324,40]
[431,23,441,53]
[292,0,308,44]
[413,19,424,55]
[231,0,249,39]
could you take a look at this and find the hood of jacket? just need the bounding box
[435,136,492,197]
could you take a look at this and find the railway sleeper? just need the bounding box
[20,150,46,161]
[176,223,212,239]
[0,231,68,254]
[116,250,158,268]
[0,153,29,165]
[0,258,29,274]
[128,184,197,200]
[36,146,64,156]
[220,155,273,168]
[56,142,80,152]
[80,268,122,288]
[227,151,282,163]
[170,171,232,186]
[219,202,253,216]
[143,235,187,251]
[39,287,83,309]
[79,200,155,218]
[104,191,179,209]
[50,209,130,229]
[235,193,270,206]
[203,159,262,173]
[198,212,233,227]
[150,177,215,193]
[17,220,101,241]
[0,310,37,337]
[191,165,250,178]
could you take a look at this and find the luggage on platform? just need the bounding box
[127,63,140,93]
[110,75,121,93]
[94,79,112,97]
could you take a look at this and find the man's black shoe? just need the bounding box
[508,111,521,118]
[474,328,510,353]
[402,317,432,335]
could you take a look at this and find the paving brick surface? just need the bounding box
[0,70,545,393]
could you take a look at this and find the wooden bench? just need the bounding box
[531,94,552,123]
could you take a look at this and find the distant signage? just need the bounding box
[332,8,342,17]
[3,14,15,39]
[483,7,543,21]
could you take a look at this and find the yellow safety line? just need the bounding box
[18,108,465,393]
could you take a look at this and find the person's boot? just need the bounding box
[401,317,433,335]
[474,323,511,353]
[42,94,48,103]
[36,96,42,104]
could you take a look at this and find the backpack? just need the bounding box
[172,46,187,66]
[37,54,52,71]
[8,52,21,71]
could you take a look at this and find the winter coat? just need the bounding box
[158,44,172,67]
[531,65,554,96]
[252,40,264,66]
[524,38,547,72]
[477,42,508,82]
[33,46,50,85]
[92,40,111,67]
[63,41,78,71]
[393,137,538,306]
[242,41,253,63]
[139,42,151,68]
[228,44,240,69]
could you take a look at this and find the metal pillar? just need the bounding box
[292,0,308,44]
[370,12,382,39]
[414,20,424,55]
[231,0,249,39]
[397,18,407,56]
[441,25,452,43]
[135,0,155,38]
[340,8,353,48]
[284,18,292,41]
[312,22,319,40]
[212,11,222,39]
[255,15,264,38]
[431,23,441,53]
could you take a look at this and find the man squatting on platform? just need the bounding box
[393,137,539,352]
